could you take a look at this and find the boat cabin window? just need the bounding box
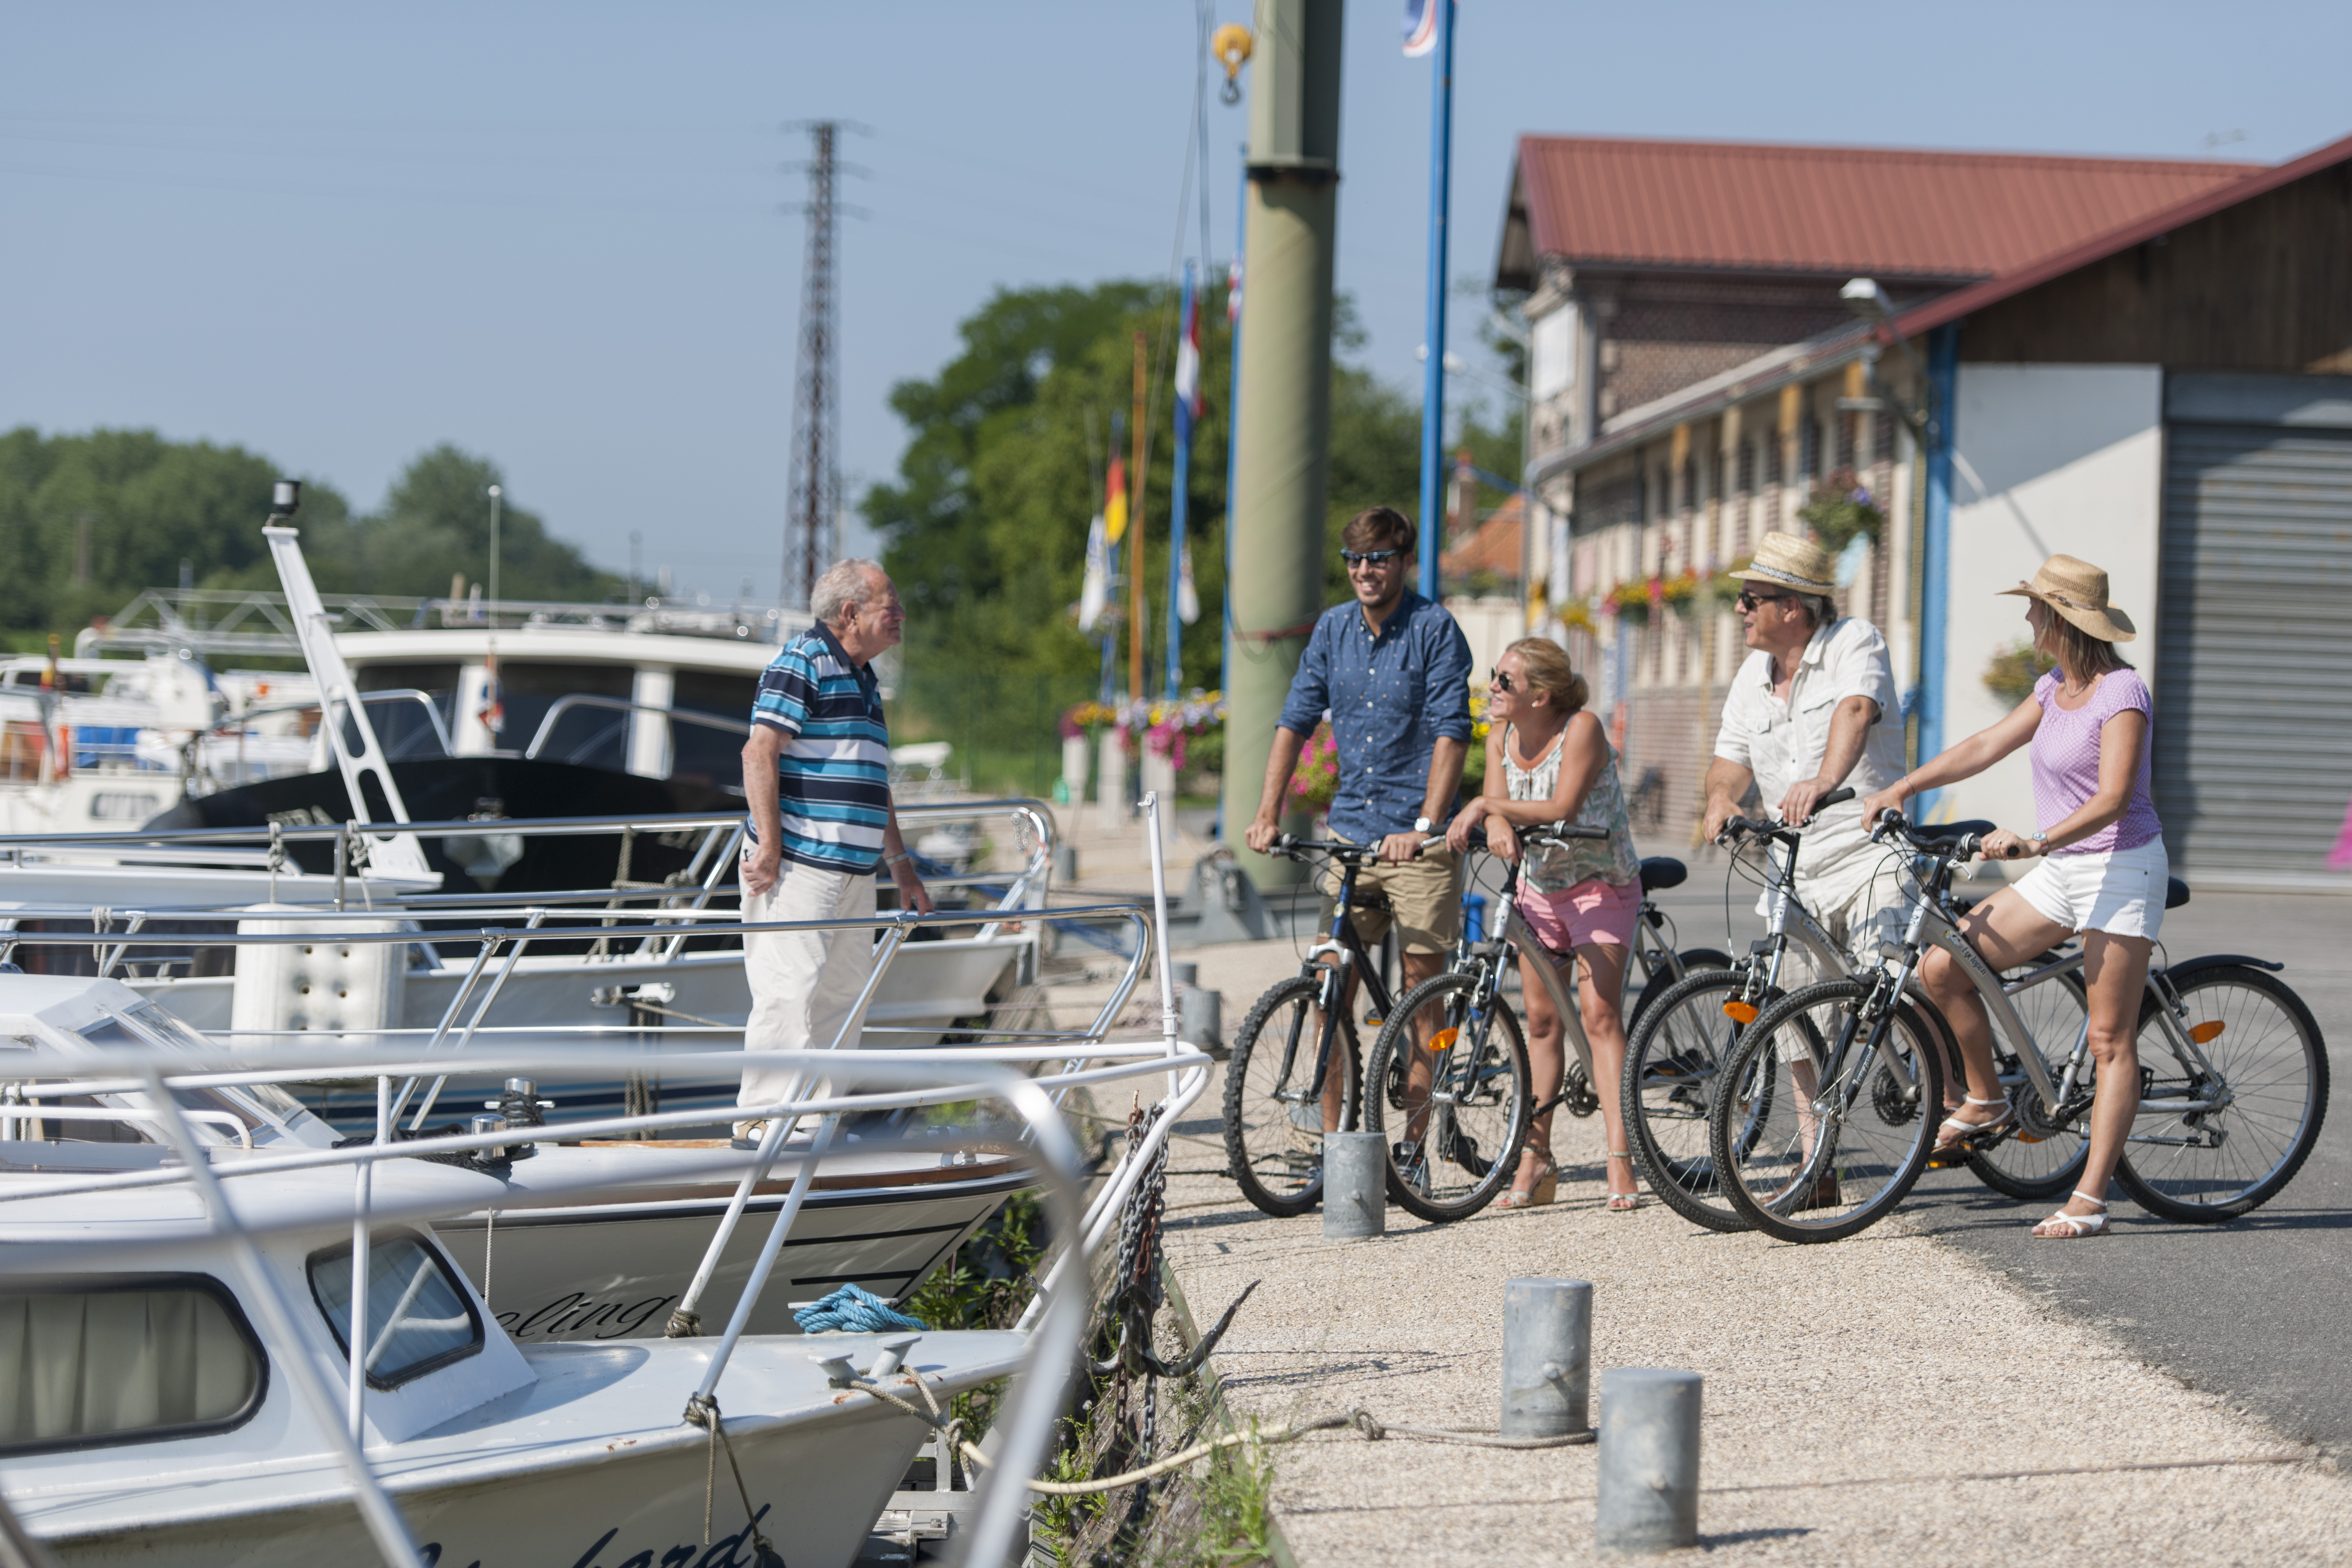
[669,671,757,791]
[502,662,634,770]
[308,1232,482,1389]
[21,1006,310,1146]
[0,670,94,695]
[354,663,461,760]
[0,1275,266,1453]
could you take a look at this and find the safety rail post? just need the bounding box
[406,908,548,1130]
[133,1066,425,1568]
[348,1075,387,1442]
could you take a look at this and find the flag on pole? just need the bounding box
[1175,292,1204,436]
[1402,0,1439,56]
[478,646,505,736]
[1078,510,1110,631]
[1176,527,1200,626]
[1104,454,1129,544]
[1227,251,1242,324]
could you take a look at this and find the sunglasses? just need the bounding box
[1735,590,1793,611]
[1488,666,1515,692]
[1340,548,1404,567]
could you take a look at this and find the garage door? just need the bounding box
[2156,374,2352,882]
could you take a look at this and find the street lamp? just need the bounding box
[486,485,502,615]
[1840,278,1933,439]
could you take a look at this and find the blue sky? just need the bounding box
[5,2,2347,600]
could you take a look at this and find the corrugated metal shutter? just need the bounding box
[2155,410,2352,879]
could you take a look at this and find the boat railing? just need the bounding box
[0,1032,1142,1568]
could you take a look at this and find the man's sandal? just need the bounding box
[1603,1149,1642,1212]
[2033,1191,2109,1239]
[1934,1096,2013,1153]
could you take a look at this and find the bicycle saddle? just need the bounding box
[1935,819,1999,841]
[1638,856,1687,893]
[2166,876,2191,910]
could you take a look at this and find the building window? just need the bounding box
[1836,411,1858,472]
[1531,308,1577,401]
[1800,417,1821,482]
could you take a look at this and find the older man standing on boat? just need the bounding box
[736,559,931,1146]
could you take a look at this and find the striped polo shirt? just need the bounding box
[748,623,892,873]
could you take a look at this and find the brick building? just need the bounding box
[1498,133,2352,886]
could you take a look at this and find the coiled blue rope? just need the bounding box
[793,1283,927,1334]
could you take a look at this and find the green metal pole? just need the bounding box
[1219,0,1344,891]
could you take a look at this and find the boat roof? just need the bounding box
[339,625,786,674]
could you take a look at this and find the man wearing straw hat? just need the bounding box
[1703,531,1906,982]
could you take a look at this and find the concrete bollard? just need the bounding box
[1052,843,1079,886]
[1173,960,1224,1052]
[1321,1131,1386,1240]
[1596,1368,1702,1554]
[1500,1278,1591,1438]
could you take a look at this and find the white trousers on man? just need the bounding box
[1768,838,1908,990]
[739,859,877,1119]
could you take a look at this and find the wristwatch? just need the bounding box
[1413,816,1435,834]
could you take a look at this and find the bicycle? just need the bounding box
[1220,836,1400,1217]
[1362,822,1641,1222]
[1623,789,2097,1230]
[1709,811,2330,1242]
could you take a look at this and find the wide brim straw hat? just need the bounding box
[1998,554,2137,642]
[1730,532,1837,597]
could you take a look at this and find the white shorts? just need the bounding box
[2012,839,2167,941]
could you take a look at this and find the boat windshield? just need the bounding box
[308,1232,482,1389]
[52,1006,313,1145]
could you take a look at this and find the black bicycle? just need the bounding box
[1221,836,1401,1217]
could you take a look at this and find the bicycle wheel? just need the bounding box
[1620,967,1772,1232]
[1221,974,1361,1218]
[1963,966,2092,1201]
[1628,947,1735,1033]
[1710,978,1945,1243]
[1363,971,1530,1223]
[2113,965,2329,1222]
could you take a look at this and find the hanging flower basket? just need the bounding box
[1798,469,1885,552]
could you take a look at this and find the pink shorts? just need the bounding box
[1517,875,1641,954]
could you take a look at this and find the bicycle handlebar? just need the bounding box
[1870,808,1984,862]
[1715,786,1855,846]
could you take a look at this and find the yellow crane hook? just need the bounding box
[1212,23,1253,105]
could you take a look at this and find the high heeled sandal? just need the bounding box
[1500,1148,1558,1209]
[1934,1095,2013,1152]
[2033,1190,2109,1239]
[1603,1149,1642,1212]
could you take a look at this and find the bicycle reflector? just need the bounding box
[2189,1020,2226,1044]
[1722,1000,1759,1024]
[1423,1026,1459,1054]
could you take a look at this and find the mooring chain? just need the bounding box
[1092,1102,1259,1381]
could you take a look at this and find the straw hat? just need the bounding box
[1730,532,1837,597]
[1998,555,2137,642]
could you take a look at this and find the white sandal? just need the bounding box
[1934,1095,2012,1151]
[2034,1190,2109,1239]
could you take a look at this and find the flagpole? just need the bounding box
[1219,142,1246,710]
[1127,331,1148,708]
[1167,264,1195,701]
[1414,0,1457,600]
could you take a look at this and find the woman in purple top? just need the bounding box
[1863,556,2162,1239]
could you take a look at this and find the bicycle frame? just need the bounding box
[1869,847,2229,1131]
[1269,854,1400,1118]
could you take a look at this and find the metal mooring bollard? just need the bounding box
[1500,1278,1592,1438]
[1596,1368,1702,1554]
[1175,964,1224,1052]
[1052,842,1079,885]
[1321,1131,1386,1239]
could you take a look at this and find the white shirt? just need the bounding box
[1715,617,1906,881]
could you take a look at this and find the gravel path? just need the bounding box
[1135,940,2352,1567]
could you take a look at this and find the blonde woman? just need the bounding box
[1447,638,1644,1209]
[1863,556,2163,1239]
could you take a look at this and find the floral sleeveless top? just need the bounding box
[1503,722,1642,893]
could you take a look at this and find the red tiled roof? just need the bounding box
[1442,493,1523,580]
[1504,135,2260,283]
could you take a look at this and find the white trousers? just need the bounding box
[739,860,877,1114]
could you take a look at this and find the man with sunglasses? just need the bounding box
[1703,530,1905,985]
[1246,505,1474,1034]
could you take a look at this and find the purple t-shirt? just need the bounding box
[2031,668,2162,854]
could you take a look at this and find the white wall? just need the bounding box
[1936,364,2163,847]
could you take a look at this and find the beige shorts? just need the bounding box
[1318,838,1463,956]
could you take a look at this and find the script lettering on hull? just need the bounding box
[496,1292,677,1340]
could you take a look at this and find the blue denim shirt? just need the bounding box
[1278,591,1474,843]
